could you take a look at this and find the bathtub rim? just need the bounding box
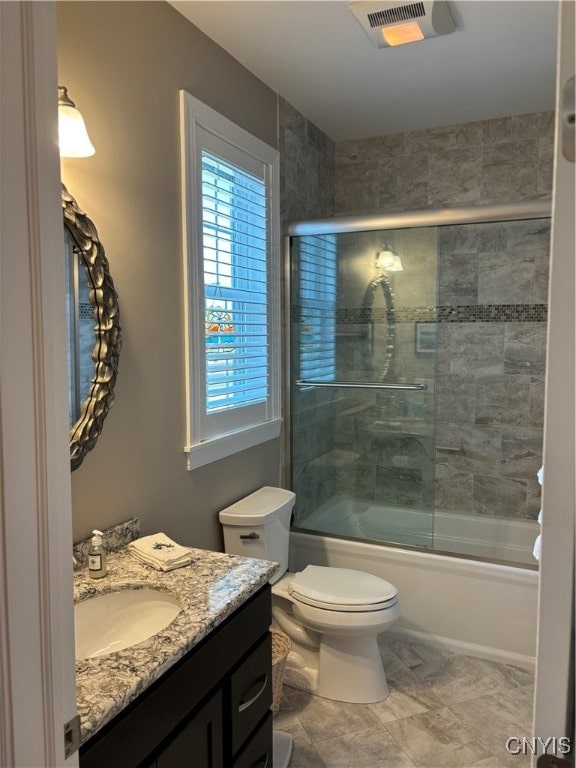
[291,525,539,572]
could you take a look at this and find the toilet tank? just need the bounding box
[218,487,295,583]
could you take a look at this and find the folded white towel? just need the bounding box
[129,549,192,572]
[128,533,193,572]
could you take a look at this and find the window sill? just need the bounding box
[184,419,282,470]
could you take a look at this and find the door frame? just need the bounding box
[533,0,575,763]
[0,2,78,765]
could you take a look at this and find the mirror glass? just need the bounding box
[65,229,94,426]
[63,185,122,471]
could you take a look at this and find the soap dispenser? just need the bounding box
[88,530,107,579]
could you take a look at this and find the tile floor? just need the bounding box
[274,635,535,768]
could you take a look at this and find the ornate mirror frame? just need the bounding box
[62,184,122,471]
[362,273,396,381]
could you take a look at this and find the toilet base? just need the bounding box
[319,632,391,702]
[283,653,318,694]
[283,634,391,703]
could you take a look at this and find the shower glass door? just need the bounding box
[290,226,438,549]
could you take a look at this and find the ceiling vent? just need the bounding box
[348,0,455,48]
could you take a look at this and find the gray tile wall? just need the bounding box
[435,218,549,520]
[279,98,336,507]
[335,112,554,215]
[280,97,335,229]
[335,113,553,522]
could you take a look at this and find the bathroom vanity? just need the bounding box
[75,547,278,768]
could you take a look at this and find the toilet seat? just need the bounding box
[288,565,398,613]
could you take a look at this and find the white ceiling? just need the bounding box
[170,0,558,141]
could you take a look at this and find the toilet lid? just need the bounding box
[288,565,398,610]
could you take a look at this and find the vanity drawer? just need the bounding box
[230,632,272,755]
[232,711,272,768]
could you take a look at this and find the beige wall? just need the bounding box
[58,1,280,548]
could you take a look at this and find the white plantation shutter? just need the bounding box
[299,234,337,382]
[202,151,268,415]
[180,92,281,468]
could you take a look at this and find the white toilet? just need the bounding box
[219,486,400,704]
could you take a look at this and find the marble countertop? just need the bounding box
[74,546,279,745]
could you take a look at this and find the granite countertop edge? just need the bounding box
[74,546,278,745]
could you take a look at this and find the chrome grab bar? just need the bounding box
[296,380,427,391]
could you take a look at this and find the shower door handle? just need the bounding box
[296,380,427,391]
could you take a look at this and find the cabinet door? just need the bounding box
[155,690,223,768]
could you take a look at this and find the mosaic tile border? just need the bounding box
[435,304,547,323]
[293,304,547,324]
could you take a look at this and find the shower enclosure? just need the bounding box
[287,202,551,567]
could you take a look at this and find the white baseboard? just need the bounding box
[388,627,536,673]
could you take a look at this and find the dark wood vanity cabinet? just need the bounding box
[79,586,272,768]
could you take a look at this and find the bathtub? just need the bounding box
[290,523,539,669]
[293,496,539,565]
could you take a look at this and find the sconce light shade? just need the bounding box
[58,86,95,158]
[376,246,403,271]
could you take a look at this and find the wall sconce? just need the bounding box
[375,245,403,272]
[58,86,95,158]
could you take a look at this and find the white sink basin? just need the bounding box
[75,588,182,660]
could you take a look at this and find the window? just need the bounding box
[298,234,337,383]
[180,92,281,469]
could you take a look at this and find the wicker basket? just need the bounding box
[270,627,292,715]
